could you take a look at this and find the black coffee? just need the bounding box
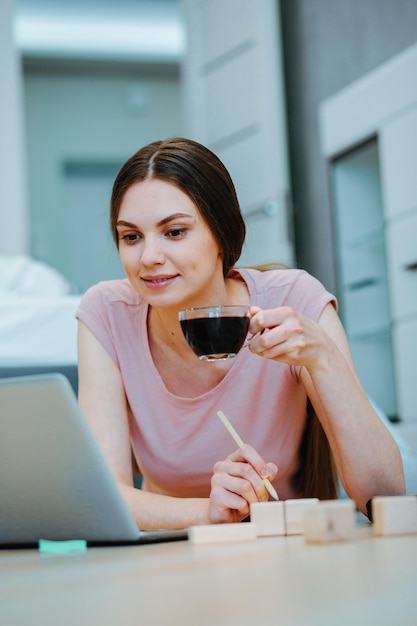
[180,316,250,359]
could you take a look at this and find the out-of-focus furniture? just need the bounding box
[0,296,80,394]
[0,255,81,393]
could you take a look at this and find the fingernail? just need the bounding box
[261,468,269,479]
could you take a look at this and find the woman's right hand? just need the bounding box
[207,444,278,524]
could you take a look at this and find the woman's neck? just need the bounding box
[148,306,187,353]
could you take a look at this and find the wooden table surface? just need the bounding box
[1,526,417,625]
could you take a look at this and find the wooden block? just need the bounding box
[188,522,256,545]
[285,498,320,535]
[250,502,286,536]
[251,499,321,536]
[304,500,356,543]
[372,495,417,537]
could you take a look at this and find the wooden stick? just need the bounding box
[216,410,279,501]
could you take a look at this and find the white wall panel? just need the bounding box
[380,107,417,220]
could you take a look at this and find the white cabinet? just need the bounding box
[380,106,417,221]
[330,140,397,418]
[320,42,417,432]
[386,212,417,322]
[380,108,417,424]
[394,318,417,423]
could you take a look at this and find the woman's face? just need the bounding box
[116,178,224,310]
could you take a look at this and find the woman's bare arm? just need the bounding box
[248,304,405,514]
[77,321,209,529]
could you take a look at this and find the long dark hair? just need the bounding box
[292,400,339,499]
[110,137,246,277]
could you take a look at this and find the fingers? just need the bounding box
[248,306,311,362]
[208,445,278,524]
[213,459,267,504]
[208,482,249,524]
[249,306,297,336]
[228,444,278,483]
[210,467,259,520]
[208,467,262,524]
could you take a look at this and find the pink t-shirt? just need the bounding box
[76,268,336,500]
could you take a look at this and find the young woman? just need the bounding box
[77,137,405,529]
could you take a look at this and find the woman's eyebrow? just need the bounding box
[116,213,195,229]
[156,213,195,227]
[116,220,138,228]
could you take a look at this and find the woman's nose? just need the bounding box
[140,237,165,265]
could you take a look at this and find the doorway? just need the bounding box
[331,139,397,419]
[62,161,125,293]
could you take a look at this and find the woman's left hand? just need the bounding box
[247,305,332,370]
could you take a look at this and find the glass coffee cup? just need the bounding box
[178,305,250,361]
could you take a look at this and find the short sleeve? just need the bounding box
[76,283,119,365]
[281,270,338,322]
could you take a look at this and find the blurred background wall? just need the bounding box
[0,0,29,256]
[2,0,416,290]
[24,64,182,291]
[1,0,417,435]
[14,0,185,292]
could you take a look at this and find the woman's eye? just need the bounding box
[120,233,141,244]
[166,228,185,239]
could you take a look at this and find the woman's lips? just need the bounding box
[142,275,177,289]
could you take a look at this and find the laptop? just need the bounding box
[0,373,188,548]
